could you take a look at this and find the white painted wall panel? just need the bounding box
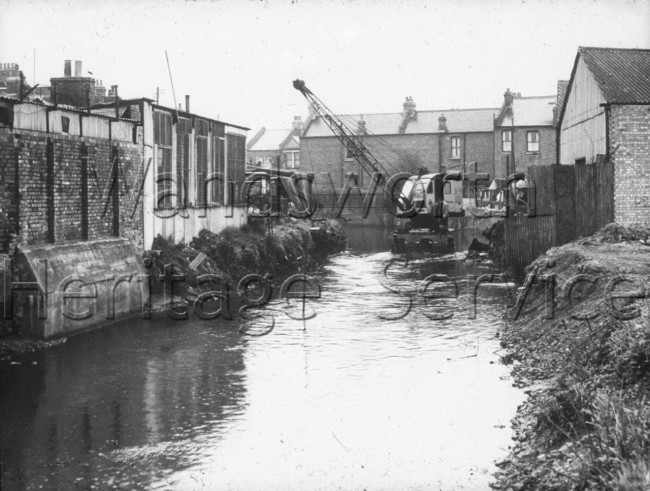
[560,57,607,164]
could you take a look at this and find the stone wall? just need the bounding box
[611,105,650,226]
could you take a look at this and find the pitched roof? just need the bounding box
[303,107,498,138]
[579,47,650,103]
[247,128,297,151]
[498,96,556,127]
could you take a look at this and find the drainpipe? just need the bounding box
[510,114,515,175]
[604,104,611,162]
[438,133,442,173]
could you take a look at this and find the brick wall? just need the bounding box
[611,105,650,226]
[248,150,280,168]
[493,126,556,178]
[0,131,19,252]
[301,133,439,194]
[0,126,144,252]
[302,131,498,192]
[439,132,494,175]
[50,77,99,108]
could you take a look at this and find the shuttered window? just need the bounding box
[154,111,173,209]
[227,133,246,204]
[196,132,209,205]
[176,117,191,207]
[212,135,225,203]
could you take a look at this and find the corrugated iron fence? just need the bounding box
[503,160,614,270]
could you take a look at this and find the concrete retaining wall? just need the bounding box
[4,238,145,339]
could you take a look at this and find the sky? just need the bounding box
[1,0,649,134]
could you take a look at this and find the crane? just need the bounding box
[292,79,409,213]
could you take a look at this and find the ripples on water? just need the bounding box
[0,225,523,490]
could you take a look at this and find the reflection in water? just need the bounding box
[0,320,247,490]
[1,226,522,490]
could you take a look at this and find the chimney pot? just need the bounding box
[75,60,82,77]
[185,95,190,113]
[64,60,71,77]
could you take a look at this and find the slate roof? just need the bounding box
[247,128,298,151]
[579,47,650,103]
[303,107,498,138]
[498,96,556,127]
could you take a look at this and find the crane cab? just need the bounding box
[397,172,464,222]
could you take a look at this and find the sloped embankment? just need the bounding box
[494,224,650,490]
[144,219,346,304]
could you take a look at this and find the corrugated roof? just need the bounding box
[579,47,650,103]
[303,107,498,137]
[0,95,139,123]
[248,128,295,151]
[499,96,556,127]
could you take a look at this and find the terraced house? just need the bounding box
[300,96,499,194]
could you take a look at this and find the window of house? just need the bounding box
[345,147,354,160]
[451,136,461,159]
[527,131,539,153]
[502,130,512,152]
[153,111,173,209]
[285,151,300,169]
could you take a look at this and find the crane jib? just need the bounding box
[293,79,410,212]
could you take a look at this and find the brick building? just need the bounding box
[0,63,28,99]
[247,116,303,170]
[493,89,557,177]
[558,47,650,226]
[50,60,116,108]
[300,97,498,194]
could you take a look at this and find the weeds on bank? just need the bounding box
[495,225,650,490]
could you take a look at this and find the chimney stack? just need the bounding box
[504,88,514,106]
[438,114,447,132]
[64,60,71,77]
[357,116,366,135]
[403,96,416,116]
[185,95,190,113]
[75,60,82,77]
[292,115,303,132]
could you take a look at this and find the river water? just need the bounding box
[1,226,523,490]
